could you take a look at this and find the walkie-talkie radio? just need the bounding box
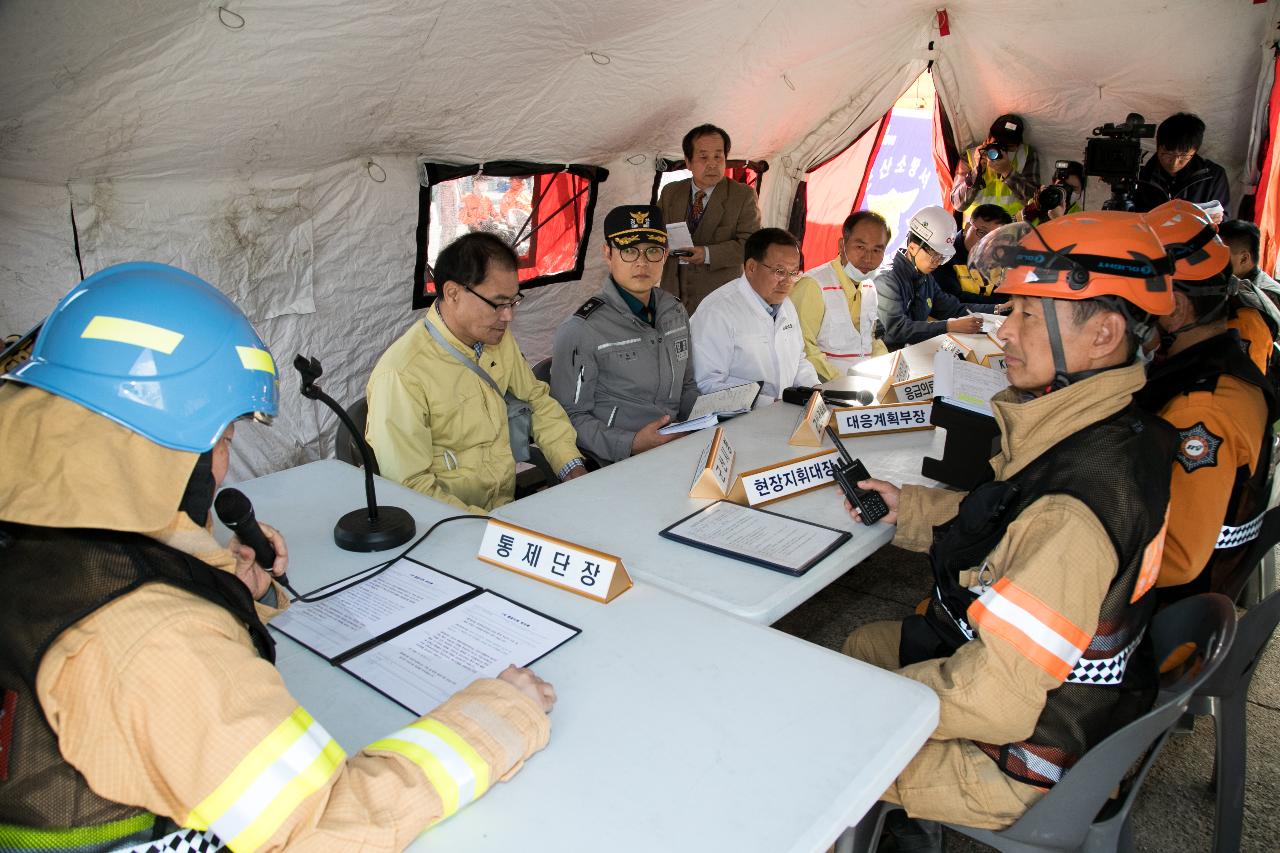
[823,424,889,525]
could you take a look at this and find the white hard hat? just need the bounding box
[907,205,959,262]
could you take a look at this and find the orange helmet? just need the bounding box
[1141,199,1230,283]
[994,211,1175,316]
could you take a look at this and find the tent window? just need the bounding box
[649,158,769,205]
[413,161,608,309]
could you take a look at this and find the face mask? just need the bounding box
[843,261,874,282]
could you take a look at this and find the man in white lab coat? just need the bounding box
[690,227,819,403]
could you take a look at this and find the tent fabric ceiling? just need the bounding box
[1,0,1277,482]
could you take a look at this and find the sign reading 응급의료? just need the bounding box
[478,519,632,603]
[833,401,933,436]
[728,449,839,508]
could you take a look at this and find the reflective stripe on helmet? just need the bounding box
[80,316,184,354]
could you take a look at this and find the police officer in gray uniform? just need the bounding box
[551,205,699,465]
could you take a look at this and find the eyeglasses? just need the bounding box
[464,285,524,313]
[758,263,802,282]
[614,245,667,263]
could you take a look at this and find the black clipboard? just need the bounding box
[659,500,851,576]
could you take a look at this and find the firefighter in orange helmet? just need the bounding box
[840,213,1178,842]
[1135,199,1276,603]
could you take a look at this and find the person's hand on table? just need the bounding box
[562,465,588,482]
[499,664,557,713]
[230,522,289,600]
[844,479,901,525]
[632,415,675,453]
[947,315,983,334]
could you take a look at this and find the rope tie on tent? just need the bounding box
[626,154,647,165]
[782,73,796,92]
[217,7,245,29]
[585,51,611,65]
[365,160,387,183]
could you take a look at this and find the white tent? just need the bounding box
[2,0,1276,481]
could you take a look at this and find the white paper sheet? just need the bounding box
[666,221,694,250]
[663,501,846,573]
[973,312,1006,334]
[342,592,577,714]
[933,351,1009,415]
[687,382,761,420]
[269,558,476,660]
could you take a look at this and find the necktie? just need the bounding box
[689,190,706,230]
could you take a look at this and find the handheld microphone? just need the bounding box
[214,488,290,587]
[822,388,875,406]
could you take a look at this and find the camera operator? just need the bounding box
[951,113,1041,223]
[1134,113,1230,218]
[1020,160,1085,224]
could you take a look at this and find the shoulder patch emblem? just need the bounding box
[1175,421,1223,473]
[574,297,604,319]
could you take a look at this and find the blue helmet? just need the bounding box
[5,262,278,453]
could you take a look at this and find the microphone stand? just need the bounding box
[294,354,416,552]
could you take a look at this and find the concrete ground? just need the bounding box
[772,544,1280,852]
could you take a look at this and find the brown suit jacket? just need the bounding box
[658,176,762,314]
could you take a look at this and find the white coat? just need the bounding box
[690,275,820,402]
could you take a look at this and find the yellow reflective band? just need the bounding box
[419,719,490,800]
[366,718,490,820]
[228,739,345,853]
[187,707,316,833]
[236,346,276,375]
[81,316,183,354]
[367,735,461,817]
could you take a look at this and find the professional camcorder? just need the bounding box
[1084,112,1156,210]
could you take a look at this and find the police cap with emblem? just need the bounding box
[604,205,667,247]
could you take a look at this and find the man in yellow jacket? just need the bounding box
[0,262,555,851]
[790,211,891,381]
[366,233,586,514]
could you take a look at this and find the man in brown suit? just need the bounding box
[658,123,762,313]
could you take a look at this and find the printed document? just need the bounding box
[342,592,578,714]
[687,382,761,419]
[933,351,1009,415]
[269,558,477,660]
[661,500,848,575]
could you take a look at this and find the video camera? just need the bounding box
[1084,112,1156,211]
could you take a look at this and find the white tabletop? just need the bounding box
[494,401,942,624]
[223,460,938,853]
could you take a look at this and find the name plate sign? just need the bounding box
[888,374,935,403]
[689,427,737,498]
[789,390,832,446]
[727,449,839,507]
[479,519,632,603]
[833,401,934,436]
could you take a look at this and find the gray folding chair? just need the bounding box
[333,396,378,474]
[1186,586,1280,853]
[840,593,1237,853]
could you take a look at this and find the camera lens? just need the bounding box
[1038,185,1065,211]
[985,147,1003,161]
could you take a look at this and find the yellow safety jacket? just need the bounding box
[366,308,582,514]
[0,386,551,853]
